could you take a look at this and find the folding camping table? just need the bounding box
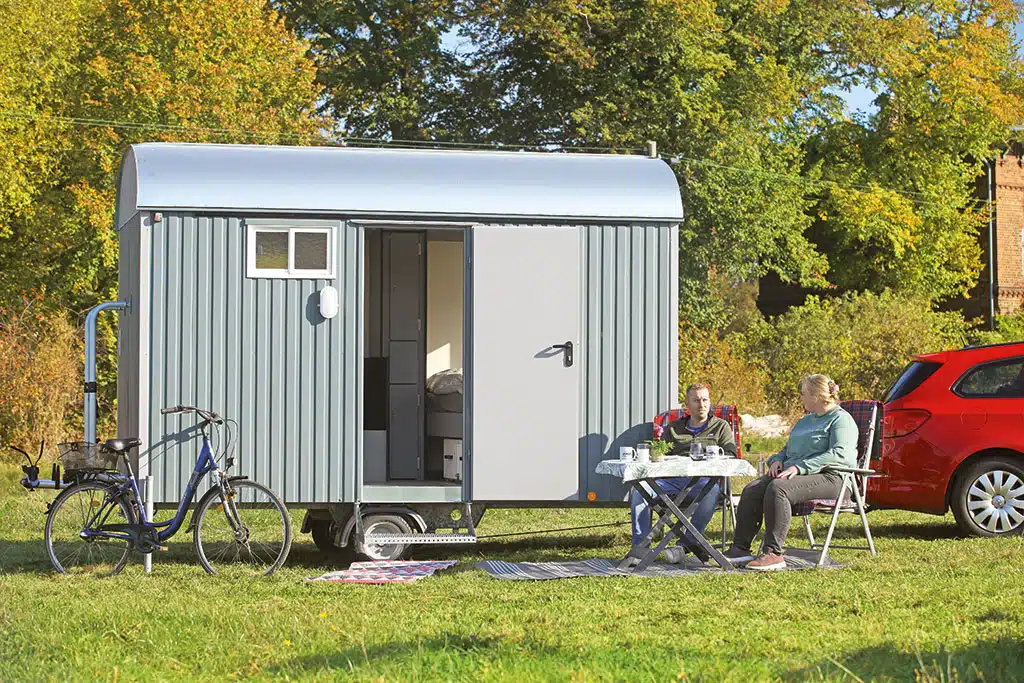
[596,456,757,572]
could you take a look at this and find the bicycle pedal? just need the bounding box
[156,545,169,552]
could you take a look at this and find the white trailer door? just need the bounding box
[469,225,580,501]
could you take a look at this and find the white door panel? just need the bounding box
[470,226,580,501]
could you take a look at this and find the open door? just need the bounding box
[469,225,580,501]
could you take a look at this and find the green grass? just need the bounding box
[2,463,1023,682]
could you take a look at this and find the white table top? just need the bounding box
[595,456,757,483]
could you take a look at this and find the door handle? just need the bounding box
[552,341,573,368]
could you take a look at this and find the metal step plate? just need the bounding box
[363,533,477,545]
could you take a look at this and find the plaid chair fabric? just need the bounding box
[653,405,742,453]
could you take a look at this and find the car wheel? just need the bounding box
[951,456,1024,537]
[356,514,412,561]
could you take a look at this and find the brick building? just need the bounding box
[992,149,1024,315]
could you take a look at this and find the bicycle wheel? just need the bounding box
[193,479,292,577]
[44,482,135,576]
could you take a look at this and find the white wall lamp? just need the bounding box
[318,285,339,319]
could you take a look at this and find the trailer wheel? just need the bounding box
[310,519,356,562]
[357,514,412,561]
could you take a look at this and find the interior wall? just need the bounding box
[426,239,464,377]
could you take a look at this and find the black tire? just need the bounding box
[310,519,357,563]
[193,479,292,577]
[356,514,412,561]
[951,456,1024,537]
[44,482,135,576]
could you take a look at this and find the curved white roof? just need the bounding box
[117,143,683,227]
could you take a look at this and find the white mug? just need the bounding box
[705,445,723,459]
[619,446,636,461]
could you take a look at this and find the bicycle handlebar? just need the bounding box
[160,405,224,425]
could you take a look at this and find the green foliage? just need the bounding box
[969,311,1024,346]
[0,0,325,313]
[0,295,82,459]
[678,318,771,414]
[747,291,970,414]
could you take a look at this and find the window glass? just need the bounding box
[254,231,288,270]
[294,231,328,271]
[883,361,942,403]
[957,358,1024,398]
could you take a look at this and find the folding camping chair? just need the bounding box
[790,399,883,567]
[652,404,743,546]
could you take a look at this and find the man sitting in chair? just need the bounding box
[631,383,737,563]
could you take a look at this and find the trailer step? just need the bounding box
[364,532,477,545]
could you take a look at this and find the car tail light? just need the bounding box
[883,409,931,437]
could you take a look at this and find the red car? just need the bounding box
[871,341,1024,537]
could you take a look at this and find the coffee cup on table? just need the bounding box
[619,446,636,461]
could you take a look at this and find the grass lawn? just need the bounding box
[2,460,1023,682]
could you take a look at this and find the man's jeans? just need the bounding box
[630,476,722,549]
[733,472,843,554]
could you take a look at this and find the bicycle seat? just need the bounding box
[104,438,142,453]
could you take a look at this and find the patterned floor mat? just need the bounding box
[306,560,458,584]
[476,548,841,580]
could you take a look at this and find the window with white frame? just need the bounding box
[247,223,335,279]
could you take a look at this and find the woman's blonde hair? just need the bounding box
[799,374,840,404]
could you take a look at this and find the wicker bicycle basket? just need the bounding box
[57,442,120,472]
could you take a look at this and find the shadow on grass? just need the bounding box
[797,637,1024,681]
[862,520,964,541]
[0,538,344,575]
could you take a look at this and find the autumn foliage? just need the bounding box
[0,295,82,461]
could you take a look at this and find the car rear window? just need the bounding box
[883,361,942,403]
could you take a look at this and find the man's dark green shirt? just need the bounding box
[661,416,737,457]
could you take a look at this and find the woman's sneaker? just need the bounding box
[747,551,786,571]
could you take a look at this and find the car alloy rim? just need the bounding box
[967,470,1024,533]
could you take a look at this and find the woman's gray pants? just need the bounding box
[733,472,843,554]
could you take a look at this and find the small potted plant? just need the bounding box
[647,438,672,462]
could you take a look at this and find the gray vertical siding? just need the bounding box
[123,212,672,505]
[578,223,678,501]
[140,213,362,504]
[117,213,142,455]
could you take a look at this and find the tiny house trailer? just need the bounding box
[108,142,683,559]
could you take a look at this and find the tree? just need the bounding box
[0,0,326,312]
[274,0,465,140]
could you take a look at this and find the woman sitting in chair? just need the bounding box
[727,374,857,571]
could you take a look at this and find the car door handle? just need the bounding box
[552,341,573,368]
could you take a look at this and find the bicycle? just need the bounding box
[40,405,292,577]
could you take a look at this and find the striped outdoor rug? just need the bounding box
[476,548,841,580]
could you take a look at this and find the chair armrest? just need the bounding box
[823,466,883,476]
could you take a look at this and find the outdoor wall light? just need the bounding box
[319,285,339,319]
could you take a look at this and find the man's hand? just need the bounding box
[777,466,799,480]
[767,460,782,477]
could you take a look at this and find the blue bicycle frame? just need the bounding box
[83,431,219,544]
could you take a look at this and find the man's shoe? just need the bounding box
[747,551,786,571]
[724,546,755,563]
[625,556,641,567]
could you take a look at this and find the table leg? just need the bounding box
[643,481,733,573]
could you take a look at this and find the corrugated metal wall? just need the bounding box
[117,214,141,448]
[140,213,363,504]
[579,223,678,501]
[124,215,674,505]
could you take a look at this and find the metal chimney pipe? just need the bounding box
[84,301,129,442]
